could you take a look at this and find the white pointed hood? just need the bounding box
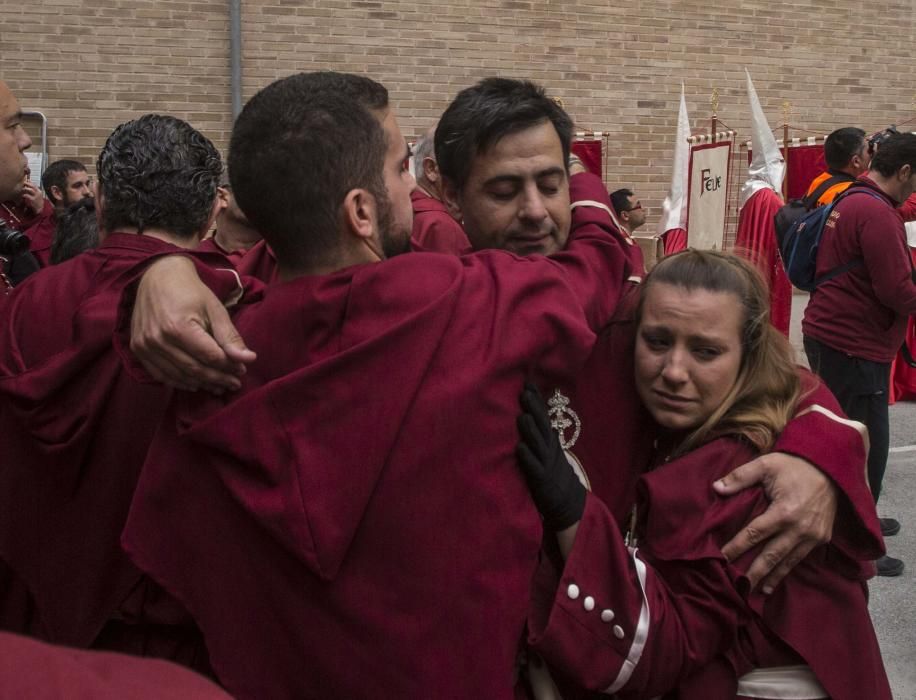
[656,85,691,234]
[740,69,785,208]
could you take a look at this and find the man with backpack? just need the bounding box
[805,127,872,206]
[803,132,916,577]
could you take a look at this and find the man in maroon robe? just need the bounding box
[0,82,42,286]
[0,114,238,668]
[409,125,472,254]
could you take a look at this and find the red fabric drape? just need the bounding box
[787,144,826,200]
[571,140,602,180]
[889,247,916,404]
[661,228,687,255]
[734,188,792,335]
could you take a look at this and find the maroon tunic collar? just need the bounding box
[99,231,186,255]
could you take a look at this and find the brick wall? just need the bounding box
[2,0,914,232]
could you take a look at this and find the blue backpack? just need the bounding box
[775,186,885,292]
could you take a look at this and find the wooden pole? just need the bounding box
[782,101,791,199]
[711,88,719,142]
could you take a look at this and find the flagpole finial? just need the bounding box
[551,96,565,110]
[782,100,791,126]
[711,88,719,115]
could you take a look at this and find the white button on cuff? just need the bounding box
[601,609,615,623]
[567,583,580,600]
[583,596,595,611]
[613,625,625,639]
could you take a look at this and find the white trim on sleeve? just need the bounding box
[604,548,651,694]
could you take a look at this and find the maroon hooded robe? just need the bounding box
[0,233,240,661]
[121,173,633,699]
[409,188,472,255]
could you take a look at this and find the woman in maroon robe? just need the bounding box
[518,250,890,699]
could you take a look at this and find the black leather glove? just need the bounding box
[516,382,586,531]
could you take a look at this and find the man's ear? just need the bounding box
[215,186,231,213]
[899,164,913,182]
[422,156,439,186]
[199,195,224,239]
[50,185,63,205]
[341,187,377,242]
[440,177,462,221]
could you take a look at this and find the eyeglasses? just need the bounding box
[625,201,642,212]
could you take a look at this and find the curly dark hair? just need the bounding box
[228,72,389,271]
[96,114,221,238]
[435,77,573,192]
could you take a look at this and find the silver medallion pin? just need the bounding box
[548,389,590,491]
[547,389,581,449]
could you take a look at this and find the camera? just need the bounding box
[0,219,30,257]
[867,125,900,155]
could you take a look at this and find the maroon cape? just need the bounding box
[409,189,472,255]
[121,173,633,699]
[0,631,230,699]
[734,188,793,335]
[0,199,56,267]
[529,437,889,700]
[0,234,238,660]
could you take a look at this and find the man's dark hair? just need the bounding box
[96,114,221,238]
[610,188,635,217]
[435,78,573,192]
[229,72,389,270]
[50,198,99,264]
[870,132,916,177]
[823,127,866,170]
[41,159,86,204]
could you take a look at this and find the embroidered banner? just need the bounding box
[687,141,732,250]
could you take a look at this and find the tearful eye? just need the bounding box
[693,347,722,361]
[642,335,668,351]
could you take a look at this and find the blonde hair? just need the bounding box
[637,249,801,456]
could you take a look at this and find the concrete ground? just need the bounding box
[790,292,915,699]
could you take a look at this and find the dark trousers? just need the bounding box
[804,336,890,503]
